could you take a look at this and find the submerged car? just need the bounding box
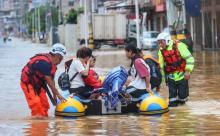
[141,31,159,50]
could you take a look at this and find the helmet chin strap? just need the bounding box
[166,39,170,45]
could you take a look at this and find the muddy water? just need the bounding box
[1,39,220,135]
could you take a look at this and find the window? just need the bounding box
[69,0,74,6]
[130,24,136,33]
[143,32,159,38]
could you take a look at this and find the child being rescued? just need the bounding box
[82,55,104,99]
[83,55,102,89]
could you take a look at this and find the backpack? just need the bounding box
[144,56,162,88]
[58,59,78,90]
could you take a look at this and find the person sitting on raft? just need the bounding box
[68,47,94,99]
[82,55,104,99]
[83,55,102,89]
[124,44,153,99]
[136,48,162,93]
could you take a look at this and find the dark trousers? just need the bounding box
[126,86,147,99]
[168,78,189,103]
[69,86,93,99]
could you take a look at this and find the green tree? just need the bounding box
[23,5,59,35]
[66,9,78,24]
[65,7,84,24]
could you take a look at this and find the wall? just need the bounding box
[56,24,79,52]
[64,24,78,52]
[58,25,65,44]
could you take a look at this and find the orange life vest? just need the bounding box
[161,41,186,74]
[21,54,57,94]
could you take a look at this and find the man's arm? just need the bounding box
[178,42,195,72]
[178,42,195,80]
[45,76,66,103]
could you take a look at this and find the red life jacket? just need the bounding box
[21,54,57,94]
[161,41,186,74]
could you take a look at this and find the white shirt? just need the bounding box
[129,59,150,89]
[68,59,85,88]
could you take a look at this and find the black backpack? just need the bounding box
[144,58,162,88]
[58,59,78,90]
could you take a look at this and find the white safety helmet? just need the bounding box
[50,43,66,57]
[157,32,171,45]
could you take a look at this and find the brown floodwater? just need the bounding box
[1,38,220,135]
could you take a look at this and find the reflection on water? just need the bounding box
[24,120,49,136]
[19,111,220,135]
[1,38,220,135]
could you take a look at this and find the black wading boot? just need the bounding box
[168,101,178,107]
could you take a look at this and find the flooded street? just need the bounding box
[1,38,220,135]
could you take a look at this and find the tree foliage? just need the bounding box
[23,5,59,35]
[65,7,84,24]
[65,9,78,24]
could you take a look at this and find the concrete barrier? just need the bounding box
[57,24,79,52]
[65,24,78,52]
[58,25,65,44]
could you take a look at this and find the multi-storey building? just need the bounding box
[0,0,29,35]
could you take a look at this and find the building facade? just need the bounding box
[189,0,220,50]
[0,0,29,35]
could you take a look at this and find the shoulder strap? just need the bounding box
[65,59,74,72]
[133,64,138,78]
[69,72,79,82]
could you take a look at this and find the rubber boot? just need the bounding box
[178,100,186,105]
[168,101,178,107]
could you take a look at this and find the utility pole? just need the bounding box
[135,0,141,48]
[45,2,48,34]
[88,0,94,49]
[84,0,88,47]
[59,0,63,24]
[50,2,53,28]
[32,9,35,41]
[35,7,37,41]
[38,7,41,34]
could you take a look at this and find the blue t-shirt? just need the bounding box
[32,60,51,76]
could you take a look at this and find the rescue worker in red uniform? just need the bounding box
[20,43,67,117]
[157,32,195,107]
